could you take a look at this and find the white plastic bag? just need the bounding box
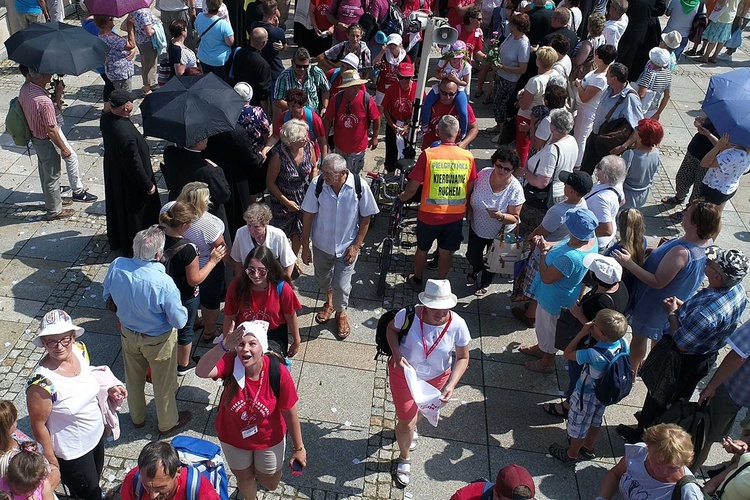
[403,365,442,427]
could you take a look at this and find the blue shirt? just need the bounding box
[103,257,187,336]
[531,237,599,315]
[575,339,624,393]
[724,322,750,407]
[15,0,42,14]
[195,14,234,66]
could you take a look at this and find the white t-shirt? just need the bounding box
[231,224,297,268]
[568,6,582,31]
[518,73,552,120]
[31,344,105,460]
[526,135,579,199]
[535,116,551,143]
[575,70,608,118]
[604,15,629,48]
[585,183,623,249]
[665,0,700,36]
[437,59,472,93]
[552,55,572,81]
[469,168,526,239]
[703,148,750,195]
[619,444,705,500]
[395,307,471,381]
[541,199,589,242]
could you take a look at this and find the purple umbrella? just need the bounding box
[84,0,151,17]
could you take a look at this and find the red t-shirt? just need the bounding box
[326,67,343,97]
[409,144,477,225]
[273,109,325,160]
[457,25,483,57]
[450,481,491,500]
[376,55,411,94]
[214,354,299,449]
[421,100,476,149]
[121,467,221,500]
[310,0,334,31]
[324,90,381,154]
[401,0,432,14]
[382,80,417,122]
[447,0,475,27]
[224,280,301,329]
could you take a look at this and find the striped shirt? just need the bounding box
[162,201,224,267]
[18,81,57,140]
[636,67,672,114]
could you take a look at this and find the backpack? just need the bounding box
[5,97,32,148]
[314,170,363,200]
[171,435,230,500]
[378,0,406,38]
[711,458,750,499]
[374,305,416,359]
[657,400,711,463]
[133,463,207,500]
[592,339,633,406]
[670,475,710,500]
[284,107,317,141]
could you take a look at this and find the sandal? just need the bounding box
[336,313,350,339]
[394,457,411,488]
[525,359,554,373]
[474,287,489,297]
[466,272,477,286]
[549,442,579,466]
[519,344,544,358]
[543,402,569,419]
[661,196,683,205]
[315,304,334,324]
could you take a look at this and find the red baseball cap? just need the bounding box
[397,62,415,77]
[494,465,535,499]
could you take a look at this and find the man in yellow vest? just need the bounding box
[399,115,477,291]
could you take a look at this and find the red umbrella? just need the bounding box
[84,0,152,17]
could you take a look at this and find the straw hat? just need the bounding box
[337,70,369,89]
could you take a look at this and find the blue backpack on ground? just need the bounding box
[171,435,230,500]
[593,339,633,406]
[133,464,205,500]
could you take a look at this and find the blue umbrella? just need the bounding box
[702,68,750,148]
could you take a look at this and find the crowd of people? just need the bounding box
[6,0,750,498]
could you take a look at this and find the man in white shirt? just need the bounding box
[157,0,197,49]
[603,0,629,48]
[301,153,379,339]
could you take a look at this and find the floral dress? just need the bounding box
[237,105,271,154]
[268,142,314,238]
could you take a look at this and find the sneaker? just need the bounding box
[617,424,643,444]
[177,358,198,376]
[579,447,596,460]
[44,208,74,221]
[717,53,733,61]
[60,185,71,194]
[72,190,98,203]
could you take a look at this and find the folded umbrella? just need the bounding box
[702,68,750,148]
[83,0,151,16]
[140,73,248,148]
[4,21,108,76]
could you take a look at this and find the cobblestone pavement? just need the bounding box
[0,14,749,500]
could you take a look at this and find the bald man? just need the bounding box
[232,27,272,113]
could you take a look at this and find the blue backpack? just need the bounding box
[591,339,633,406]
[171,436,230,500]
[133,464,205,500]
[283,107,316,141]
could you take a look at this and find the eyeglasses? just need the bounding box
[494,163,513,173]
[295,64,310,69]
[42,336,74,348]
[246,267,268,277]
[439,89,457,97]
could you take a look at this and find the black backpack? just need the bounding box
[657,400,711,464]
[315,168,363,200]
[222,353,282,398]
[374,305,416,359]
[378,0,406,37]
[593,339,633,406]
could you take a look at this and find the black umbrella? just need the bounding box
[140,73,248,148]
[4,21,108,75]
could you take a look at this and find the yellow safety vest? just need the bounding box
[420,144,474,216]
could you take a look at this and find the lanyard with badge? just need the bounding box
[241,369,264,439]
[415,309,452,378]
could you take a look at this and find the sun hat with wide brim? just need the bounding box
[337,69,369,89]
[33,309,84,347]
[418,279,458,310]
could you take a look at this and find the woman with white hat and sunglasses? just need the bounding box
[385,279,471,487]
[196,320,305,500]
[26,309,126,500]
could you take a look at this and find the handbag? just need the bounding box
[639,335,682,407]
[594,90,635,155]
[510,256,531,302]
[486,225,524,276]
[523,144,560,210]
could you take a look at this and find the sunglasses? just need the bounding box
[398,75,411,80]
[439,90,457,97]
[295,64,310,69]
[246,266,268,276]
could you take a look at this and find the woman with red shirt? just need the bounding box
[373,33,410,106]
[223,245,302,358]
[381,62,417,171]
[196,320,306,500]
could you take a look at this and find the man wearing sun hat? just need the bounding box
[326,53,360,97]
[323,69,381,173]
[619,246,750,444]
[450,464,536,499]
[381,62,417,172]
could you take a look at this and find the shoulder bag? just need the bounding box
[594,90,635,156]
[640,334,682,407]
[487,224,525,276]
[554,291,615,351]
[523,144,560,210]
